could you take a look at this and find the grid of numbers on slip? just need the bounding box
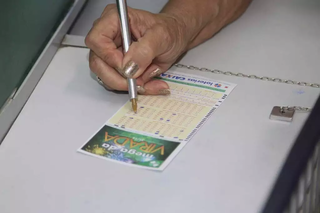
[111,82,224,141]
[168,83,223,107]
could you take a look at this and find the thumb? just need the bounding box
[121,25,167,78]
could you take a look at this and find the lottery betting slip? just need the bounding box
[78,71,236,171]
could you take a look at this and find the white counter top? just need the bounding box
[0,0,319,212]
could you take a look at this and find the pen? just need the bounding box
[116,0,138,113]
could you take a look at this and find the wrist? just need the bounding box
[159,13,190,52]
[160,1,220,49]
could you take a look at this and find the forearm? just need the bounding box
[161,0,252,50]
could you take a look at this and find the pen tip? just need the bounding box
[132,98,137,113]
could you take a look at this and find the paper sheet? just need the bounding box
[78,71,236,170]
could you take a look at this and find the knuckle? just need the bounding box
[102,4,117,15]
[105,4,116,10]
[156,24,171,44]
[85,19,102,47]
[85,34,95,48]
[138,43,154,59]
[92,18,100,27]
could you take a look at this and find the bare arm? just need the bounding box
[161,0,252,49]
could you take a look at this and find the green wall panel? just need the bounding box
[0,0,73,108]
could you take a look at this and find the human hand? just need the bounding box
[85,4,188,95]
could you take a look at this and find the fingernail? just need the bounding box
[137,85,146,94]
[158,89,171,95]
[123,61,139,78]
[149,68,162,79]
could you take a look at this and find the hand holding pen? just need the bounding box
[85,4,177,100]
[85,1,251,108]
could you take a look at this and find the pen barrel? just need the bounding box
[116,0,131,53]
[128,78,137,99]
[116,0,138,101]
